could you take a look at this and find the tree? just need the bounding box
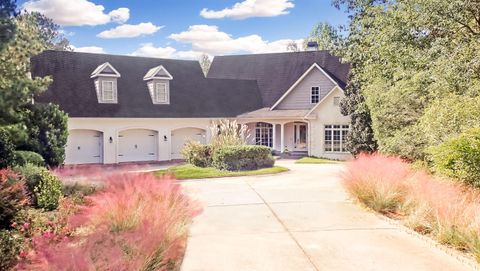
[0,0,17,51]
[0,128,15,168]
[23,103,68,167]
[199,53,211,76]
[304,22,342,51]
[286,41,300,52]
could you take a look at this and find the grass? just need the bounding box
[156,164,289,180]
[295,157,342,164]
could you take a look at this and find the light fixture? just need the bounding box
[163,135,168,141]
[109,136,113,143]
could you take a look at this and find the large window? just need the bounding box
[102,81,114,102]
[255,122,273,147]
[311,86,320,103]
[155,82,168,103]
[324,125,349,152]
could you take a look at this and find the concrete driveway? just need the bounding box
[180,160,476,271]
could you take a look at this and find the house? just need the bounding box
[31,50,351,165]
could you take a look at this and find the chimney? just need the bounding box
[306,41,318,51]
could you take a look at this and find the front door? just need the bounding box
[293,123,307,151]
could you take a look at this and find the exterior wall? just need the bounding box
[276,68,336,110]
[67,118,214,164]
[308,87,352,160]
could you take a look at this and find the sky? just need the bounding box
[18,0,349,59]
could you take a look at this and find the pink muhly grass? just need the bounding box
[22,173,201,271]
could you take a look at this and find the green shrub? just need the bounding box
[0,128,15,169]
[181,141,213,167]
[14,150,45,167]
[0,169,29,229]
[212,145,274,171]
[429,128,480,187]
[34,170,63,210]
[0,230,23,270]
[14,164,63,209]
[63,182,96,203]
[209,119,250,151]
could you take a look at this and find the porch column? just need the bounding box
[280,123,285,153]
[272,124,276,151]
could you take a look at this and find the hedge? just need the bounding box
[181,141,213,167]
[14,150,45,167]
[212,145,274,171]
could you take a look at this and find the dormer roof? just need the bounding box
[143,65,173,81]
[90,62,121,78]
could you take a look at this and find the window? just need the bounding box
[311,87,320,103]
[155,83,168,103]
[324,125,349,152]
[102,81,114,102]
[333,96,340,106]
[255,122,273,147]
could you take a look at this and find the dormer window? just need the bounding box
[91,62,120,104]
[144,65,173,105]
[311,86,320,104]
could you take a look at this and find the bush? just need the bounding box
[14,150,45,167]
[181,141,212,167]
[22,173,200,270]
[14,164,62,210]
[0,128,15,168]
[209,119,250,151]
[0,169,29,229]
[0,230,23,270]
[212,145,274,171]
[428,128,480,187]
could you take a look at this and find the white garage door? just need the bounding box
[65,130,103,164]
[118,129,157,162]
[171,128,206,159]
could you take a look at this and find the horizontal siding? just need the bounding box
[277,68,336,110]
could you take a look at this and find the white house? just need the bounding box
[31,50,351,165]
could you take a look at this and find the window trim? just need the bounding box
[311,86,320,104]
[101,80,115,102]
[255,122,273,148]
[324,124,350,153]
[154,82,169,104]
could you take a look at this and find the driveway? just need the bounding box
[180,160,476,271]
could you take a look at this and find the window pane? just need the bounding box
[102,81,114,101]
[255,122,273,147]
[155,83,167,103]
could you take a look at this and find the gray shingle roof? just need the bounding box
[207,51,350,107]
[31,50,263,118]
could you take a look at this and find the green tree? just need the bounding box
[23,103,68,167]
[304,22,342,51]
[0,0,17,51]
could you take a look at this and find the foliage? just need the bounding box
[14,150,45,167]
[62,182,97,202]
[0,0,17,51]
[157,164,288,180]
[212,145,274,171]
[14,163,46,203]
[22,173,200,270]
[181,140,213,167]
[0,229,23,270]
[342,153,480,261]
[0,127,15,168]
[199,53,211,76]
[304,22,343,51]
[23,103,68,167]
[0,169,29,229]
[33,170,63,210]
[209,119,250,151]
[334,0,480,160]
[428,128,480,187]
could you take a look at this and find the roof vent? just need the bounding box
[306,41,318,51]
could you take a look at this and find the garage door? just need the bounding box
[171,128,206,159]
[65,130,103,164]
[118,129,157,162]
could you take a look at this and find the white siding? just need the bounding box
[277,68,336,110]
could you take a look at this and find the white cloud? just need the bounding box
[97,23,162,39]
[169,25,302,55]
[71,45,106,54]
[131,43,207,60]
[23,0,129,26]
[108,8,130,24]
[200,0,294,19]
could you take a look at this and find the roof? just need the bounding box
[236,107,313,119]
[31,50,263,118]
[207,51,350,107]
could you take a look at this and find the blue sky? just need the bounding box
[19,0,348,59]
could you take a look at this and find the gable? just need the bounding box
[275,66,337,110]
[306,86,346,120]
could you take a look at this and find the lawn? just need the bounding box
[156,164,289,180]
[295,157,342,164]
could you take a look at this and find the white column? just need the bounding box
[280,123,285,153]
[272,124,276,151]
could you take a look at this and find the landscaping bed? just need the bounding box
[157,164,289,180]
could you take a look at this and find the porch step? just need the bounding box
[277,151,308,159]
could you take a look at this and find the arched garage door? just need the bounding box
[118,129,158,163]
[171,128,206,159]
[65,130,103,164]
